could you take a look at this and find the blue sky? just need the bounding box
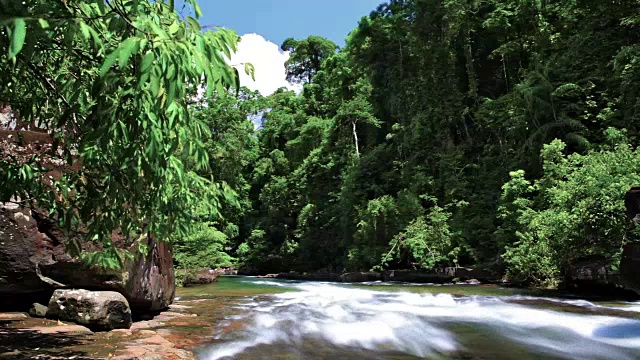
[177,1,385,97]
[194,0,384,47]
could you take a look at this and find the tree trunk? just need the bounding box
[464,26,478,101]
[352,120,360,159]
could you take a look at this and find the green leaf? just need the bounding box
[79,21,91,40]
[9,19,26,59]
[194,3,203,18]
[118,38,139,69]
[168,21,180,35]
[244,63,256,81]
[140,52,154,73]
[100,49,120,76]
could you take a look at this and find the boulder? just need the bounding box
[621,187,640,295]
[621,243,640,294]
[47,289,132,331]
[382,270,454,283]
[216,267,238,275]
[450,267,497,282]
[0,205,175,314]
[567,257,620,289]
[183,269,219,286]
[28,302,48,318]
[625,187,640,225]
[339,272,381,282]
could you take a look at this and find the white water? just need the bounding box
[202,281,640,359]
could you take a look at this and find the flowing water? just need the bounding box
[186,276,640,360]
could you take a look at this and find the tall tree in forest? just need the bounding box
[281,36,338,84]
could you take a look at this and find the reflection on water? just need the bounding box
[198,277,640,360]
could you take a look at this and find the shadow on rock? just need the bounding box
[0,320,94,359]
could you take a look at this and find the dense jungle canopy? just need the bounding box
[3,0,640,287]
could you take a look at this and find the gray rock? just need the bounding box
[340,272,381,282]
[183,269,219,286]
[621,243,640,294]
[621,187,640,295]
[28,302,48,318]
[47,289,132,331]
[382,270,453,283]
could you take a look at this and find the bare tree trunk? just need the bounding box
[464,26,478,101]
[352,120,360,159]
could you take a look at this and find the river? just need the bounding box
[175,276,640,360]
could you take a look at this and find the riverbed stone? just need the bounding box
[28,302,48,318]
[47,289,132,331]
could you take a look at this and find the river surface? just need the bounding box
[178,276,640,360]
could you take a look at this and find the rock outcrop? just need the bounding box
[0,205,175,314]
[621,187,640,295]
[621,243,640,294]
[340,272,382,282]
[47,289,132,331]
[256,268,497,284]
[567,258,621,290]
[182,269,219,286]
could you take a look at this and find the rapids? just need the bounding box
[196,277,640,359]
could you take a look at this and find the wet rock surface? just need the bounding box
[47,290,132,332]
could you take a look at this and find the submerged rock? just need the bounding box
[0,205,175,314]
[47,289,132,331]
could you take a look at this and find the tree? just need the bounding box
[281,36,338,84]
[500,130,640,286]
[0,0,246,267]
[200,0,640,283]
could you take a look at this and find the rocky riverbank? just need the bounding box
[0,297,237,360]
[253,267,499,284]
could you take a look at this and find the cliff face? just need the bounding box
[0,205,176,314]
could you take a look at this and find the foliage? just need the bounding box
[230,0,640,284]
[281,36,338,84]
[500,131,640,286]
[174,224,235,270]
[5,0,640,285]
[0,0,245,267]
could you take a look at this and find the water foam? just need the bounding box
[202,282,640,359]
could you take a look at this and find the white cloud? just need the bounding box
[228,33,302,96]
